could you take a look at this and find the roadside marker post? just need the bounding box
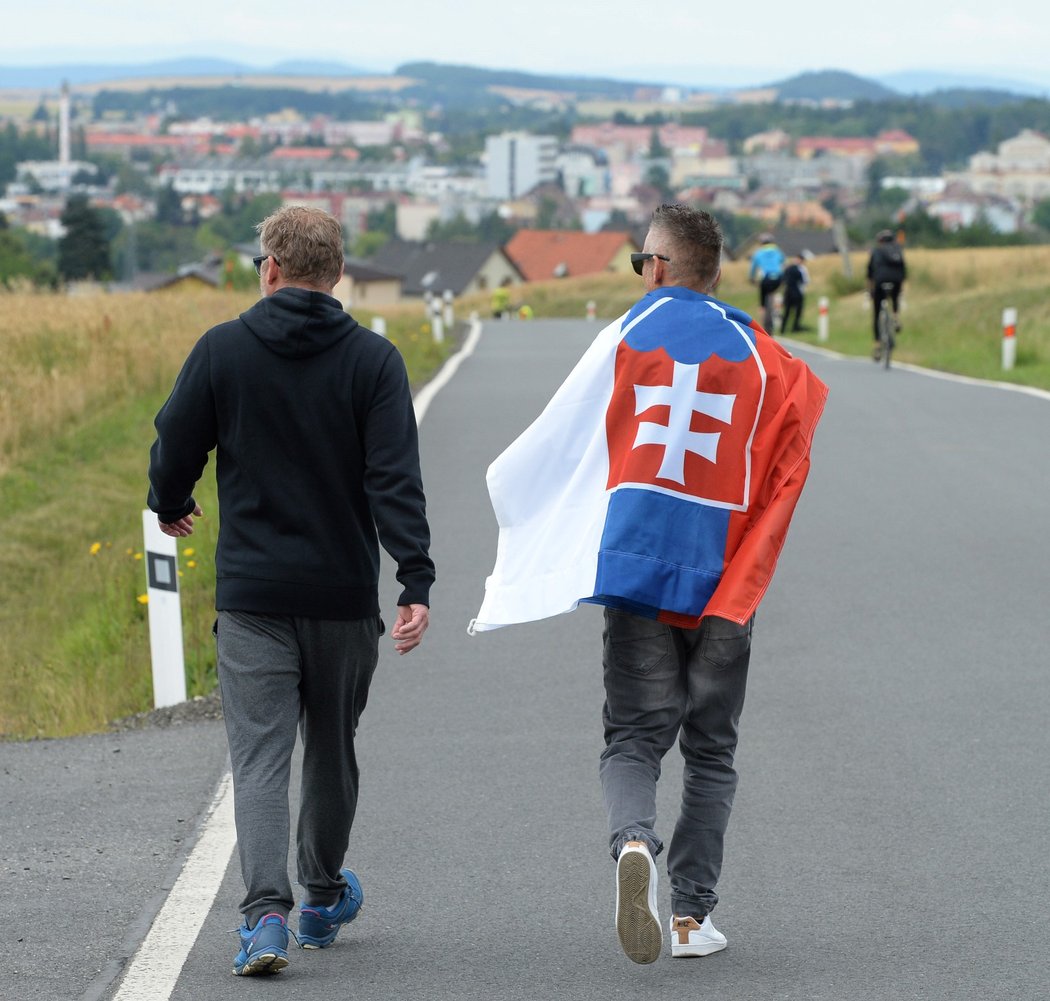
[443,289,454,327]
[372,316,387,338]
[1002,307,1017,371]
[586,299,596,321]
[141,510,187,709]
[429,295,445,343]
[818,296,829,342]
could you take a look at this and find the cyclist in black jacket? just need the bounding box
[867,230,906,358]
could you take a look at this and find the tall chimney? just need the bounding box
[59,80,71,165]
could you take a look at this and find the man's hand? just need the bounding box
[159,504,203,538]
[391,603,429,655]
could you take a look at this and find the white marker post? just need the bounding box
[818,296,829,342]
[1002,307,1017,371]
[142,510,187,708]
[443,289,454,327]
[371,316,387,338]
[430,298,445,343]
[586,299,597,321]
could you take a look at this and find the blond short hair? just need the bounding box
[256,205,344,290]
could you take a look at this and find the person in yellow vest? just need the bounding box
[492,284,511,318]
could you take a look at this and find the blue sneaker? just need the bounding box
[232,912,290,976]
[298,868,364,949]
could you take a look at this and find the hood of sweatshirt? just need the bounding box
[240,287,360,359]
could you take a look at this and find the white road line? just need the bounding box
[112,773,235,999]
[414,317,483,424]
[784,337,1050,402]
[108,317,484,1000]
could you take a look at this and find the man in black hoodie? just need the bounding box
[148,205,434,976]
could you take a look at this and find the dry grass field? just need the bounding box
[0,287,437,738]
[462,244,1050,389]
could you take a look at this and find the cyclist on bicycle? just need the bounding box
[867,230,906,360]
[748,232,785,333]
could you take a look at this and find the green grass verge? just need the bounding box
[1,313,449,740]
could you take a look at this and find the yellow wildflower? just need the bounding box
[134,552,143,560]
[187,560,197,569]
[136,594,149,605]
[183,548,195,557]
[89,542,102,555]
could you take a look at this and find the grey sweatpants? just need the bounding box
[216,610,381,925]
[600,608,752,920]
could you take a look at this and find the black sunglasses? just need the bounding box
[631,252,670,276]
[253,254,280,276]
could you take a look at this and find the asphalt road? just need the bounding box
[3,317,1048,1001]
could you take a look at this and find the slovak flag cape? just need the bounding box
[470,286,828,633]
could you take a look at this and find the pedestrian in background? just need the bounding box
[147,205,434,976]
[781,253,810,333]
[747,232,786,332]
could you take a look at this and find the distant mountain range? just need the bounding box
[0,58,377,89]
[1,58,1048,102]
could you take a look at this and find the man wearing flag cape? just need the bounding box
[471,204,828,964]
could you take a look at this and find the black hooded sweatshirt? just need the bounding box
[147,287,434,619]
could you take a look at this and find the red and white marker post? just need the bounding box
[817,296,829,342]
[1002,307,1017,371]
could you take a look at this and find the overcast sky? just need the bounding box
[3,0,1049,90]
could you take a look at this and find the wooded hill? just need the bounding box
[83,61,1050,172]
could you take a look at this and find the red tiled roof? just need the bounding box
[795,136,875,155]
[268,146,335,160]
[876,129,918,142]
[504,230,637,281]
[571,123,709,150]
[85,133,205,148]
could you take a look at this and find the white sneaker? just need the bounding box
[670,914,727,957]
[615,840,662,964]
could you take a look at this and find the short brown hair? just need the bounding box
[649,203,722,291]
[256,205,344,290]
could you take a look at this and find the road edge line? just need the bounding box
[108,771,235,1000]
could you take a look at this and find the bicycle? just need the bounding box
[759,279,781,334]
[874,282,897,368]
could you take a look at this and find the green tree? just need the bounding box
[111,220,199,275]
[154,183,185,226]
[601,209,632,233]
[648,127,669,158]
[365,202,398,239]
[644,164,674,202]
[58,194,113,281]
[200,193,283,245]
[1032,199,1050,232]
[351,231,389,258]
[536,196,559,229]
[0,223,57,288]
[426,211,515,244]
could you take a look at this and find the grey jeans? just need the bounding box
[216,610,381,925]
[599,607,752,920]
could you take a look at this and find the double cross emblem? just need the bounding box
[632,361,736,484]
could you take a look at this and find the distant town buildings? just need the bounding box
[951,128,1050,201]
[484,132,559,200]
[5,74,1050,294]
